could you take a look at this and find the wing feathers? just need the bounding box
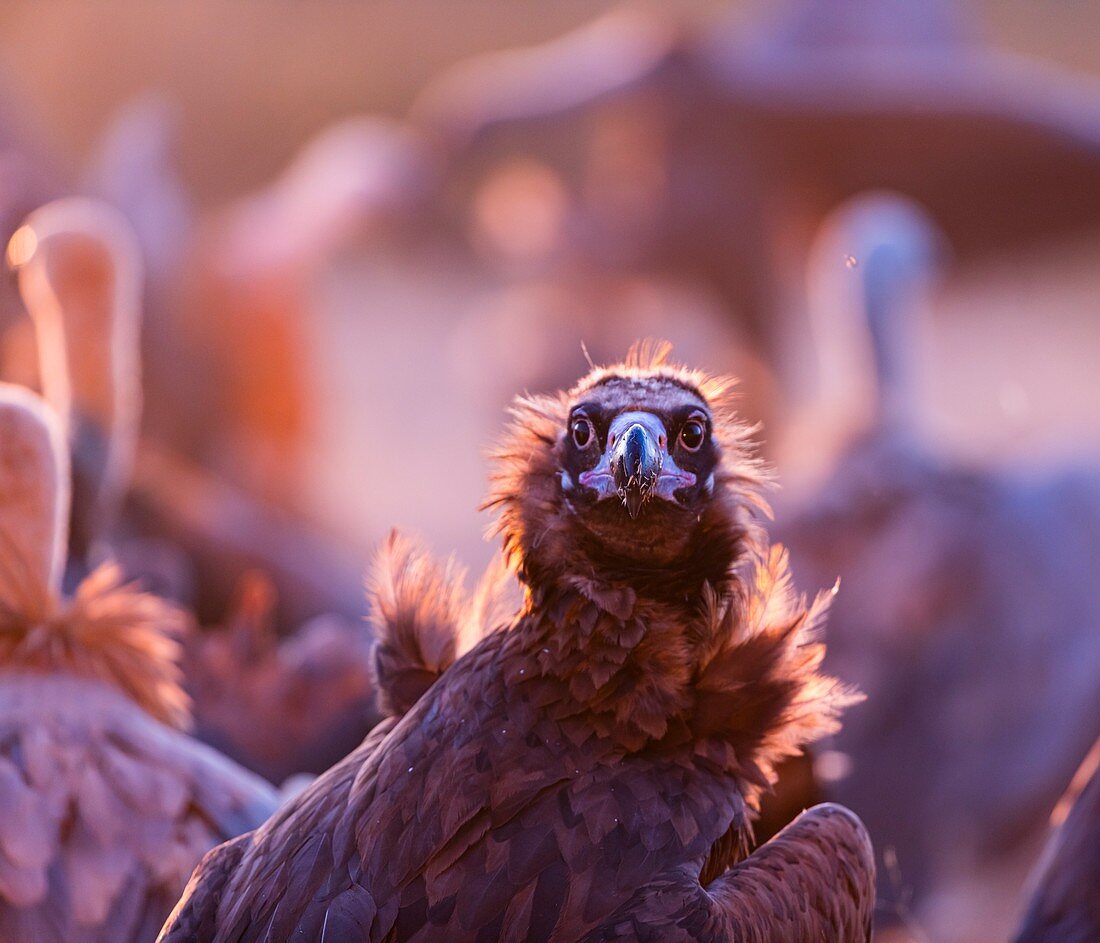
[709,803,875,942]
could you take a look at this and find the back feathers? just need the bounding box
[367,531,516,717]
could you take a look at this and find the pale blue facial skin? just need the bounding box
[574,411,697,516]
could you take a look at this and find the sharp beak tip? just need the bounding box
[622,490,646,519]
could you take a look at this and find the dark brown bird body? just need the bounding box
[1013,739,1100,943]
[161,345,873,942]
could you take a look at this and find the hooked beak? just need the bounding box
[575,411,697,519]
[611,422,661,519]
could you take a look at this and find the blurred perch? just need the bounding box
[775,193,1100,942]
[0,382,278,942]
[411,0,1100,388]
[1013,739,1100,943]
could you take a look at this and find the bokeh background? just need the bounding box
[6,0,1100,563]
[1,1,1099,940]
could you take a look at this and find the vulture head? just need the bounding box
[488,340,767,602]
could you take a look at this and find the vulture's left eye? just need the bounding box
[571,417,594,449]
[679,418,706,451]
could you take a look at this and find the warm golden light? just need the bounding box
[6,224,38,269]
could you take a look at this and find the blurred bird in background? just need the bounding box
[1013,738,1100,943]
[776,192,1100,942]
[0,383,278,942]
[7,200,379,788]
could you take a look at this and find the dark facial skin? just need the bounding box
[558,376,721,565]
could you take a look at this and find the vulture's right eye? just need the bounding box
[571,417,594,449]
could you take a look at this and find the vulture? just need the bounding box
[1013,738,1100,943]
[0,382,278,942]
[159,343,874,942]
[8,197,377,785]
[776,193,1100,940]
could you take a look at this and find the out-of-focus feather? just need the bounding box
[0,677,277,943]
[0,382,69,601]
[1013,739,1100,943]
[185,570,379,782]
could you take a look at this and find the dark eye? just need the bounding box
[571,417,594,449]
[679,418,706,452]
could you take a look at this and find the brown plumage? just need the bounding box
[368,529,514,718]
[1013,739,1100,943]
[159,343,873,942]
[0,383,278,942]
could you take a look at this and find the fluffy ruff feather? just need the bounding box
[367,530,514,717]
[0,542,190,729]
[697,545,859,812]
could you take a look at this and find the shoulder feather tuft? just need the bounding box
[368,531,518,717]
